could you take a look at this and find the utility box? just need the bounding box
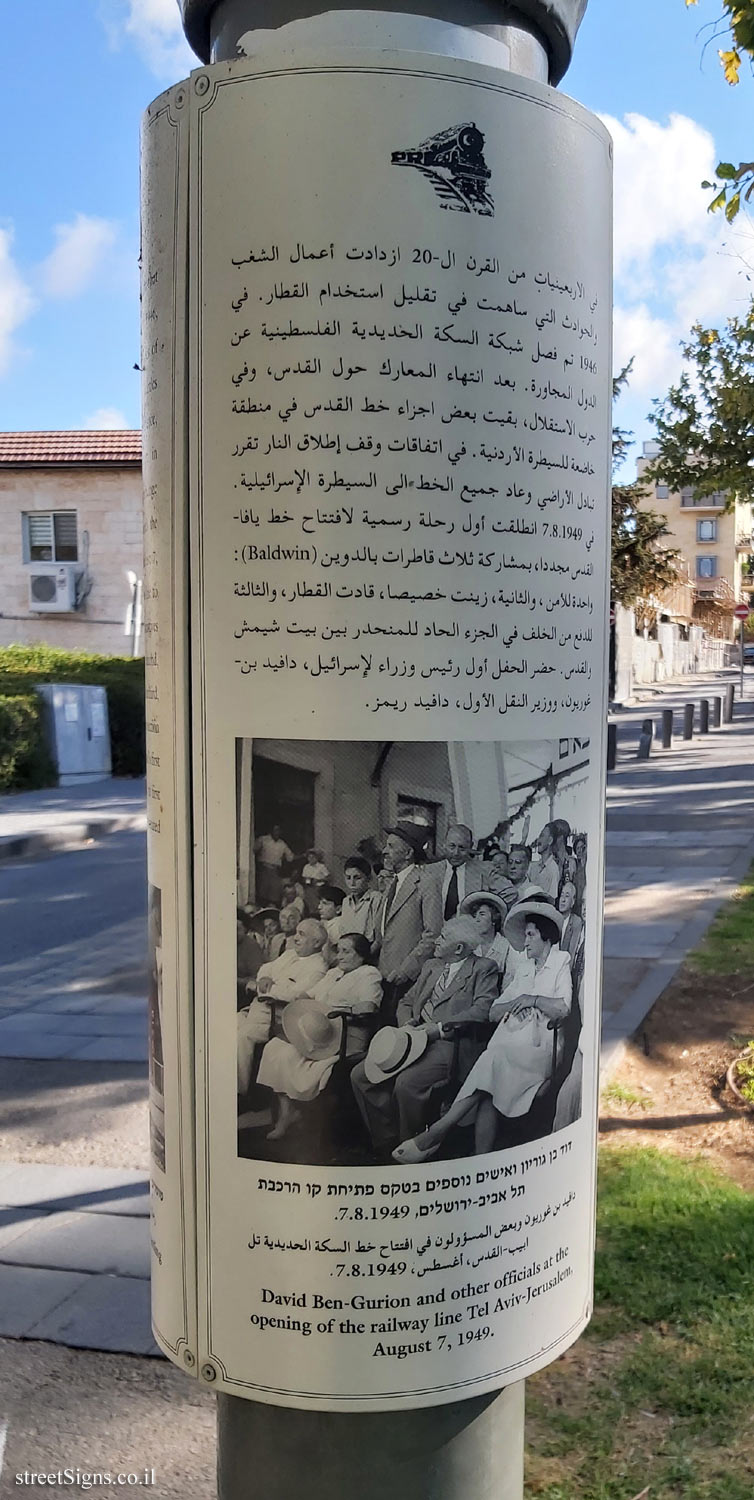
[35,683,112,786]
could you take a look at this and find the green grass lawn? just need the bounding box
[525,1148,754,1499]
[687,864,754,976]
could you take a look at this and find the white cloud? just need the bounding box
[0,227,35,377]
[605,109,754,431]
[40,214,118,299]
[102,0,195,78]
[613,305,683,399]
[603,112,719,278]
[83,407,130,429]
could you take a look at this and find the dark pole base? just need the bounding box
[217,1386,525,1500]
[607,721,617,771]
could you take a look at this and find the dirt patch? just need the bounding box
[600,966,754,1192]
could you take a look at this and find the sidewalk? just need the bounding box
[0,778,147,861]
[0,676,752,1359]
[602,671,754,1071]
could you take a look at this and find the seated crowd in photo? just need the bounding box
[238,814,586,1159]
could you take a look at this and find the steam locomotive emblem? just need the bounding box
[391,123,494,216]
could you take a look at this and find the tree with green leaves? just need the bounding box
[686,0,754,220]
[611,366,680,606]
[647,303,754,503]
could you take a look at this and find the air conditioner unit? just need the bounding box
[28,564,77,613]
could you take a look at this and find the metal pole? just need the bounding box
[711,696,721,729]
[724,683,735,723]
[741,624,745,701]
[661,708,673,748]
[607,721,617,771]
[175,4,594,1496]
[699,698,709,734]
[683,703,694,740]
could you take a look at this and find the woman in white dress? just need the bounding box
[392,901,571,1161]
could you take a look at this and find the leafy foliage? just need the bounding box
[648,304,754,503]
[686,0,754,220]
[611,366,680,607]
[0,645,145,787]
[0,693,54,793]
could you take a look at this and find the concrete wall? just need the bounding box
[614,604,730,695]
[0,465,143,655]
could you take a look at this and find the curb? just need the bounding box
[0,814,147,864]
[599,833,754,1081]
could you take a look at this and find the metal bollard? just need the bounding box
[683,703,694,739]
[607,721,617,771]
[699,698,709,734]
[637,730,651,760]
[711,696,721,729]
[641,717,653,740]
[661,708,673,748]
[724,683,734,723]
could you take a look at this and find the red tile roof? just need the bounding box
[0,431,142,466]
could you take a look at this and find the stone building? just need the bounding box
[0,430,143,655]
[637,441,753,641]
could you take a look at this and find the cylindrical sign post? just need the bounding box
[142,0,607,1494]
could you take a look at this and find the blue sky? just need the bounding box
[3,0,753,474]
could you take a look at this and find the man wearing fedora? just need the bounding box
[374,824,443,1020]
[351,914,498,1157]
[422,823,488,922]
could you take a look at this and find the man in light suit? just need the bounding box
[351,916,499,1155]
[374,823,442,1019]
[558,880,584,967]
[422,823,487,921]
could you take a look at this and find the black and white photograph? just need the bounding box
[148,881,166,1173]
[236,738,588,1167]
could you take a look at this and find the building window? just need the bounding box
[697,519,717,543]
[23,511,78,563]
[680,487,693,507]
[696,556,717,580]
[655,483,669,499]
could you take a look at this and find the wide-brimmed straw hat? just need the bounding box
[459,891,510,923]
[503,900,564,951]
[282,998,342,1061]
[364,1025,428,1085]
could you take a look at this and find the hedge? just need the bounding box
[0,645,145,789]
[0,693,55,792]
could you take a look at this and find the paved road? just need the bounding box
[0,827,146,978]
